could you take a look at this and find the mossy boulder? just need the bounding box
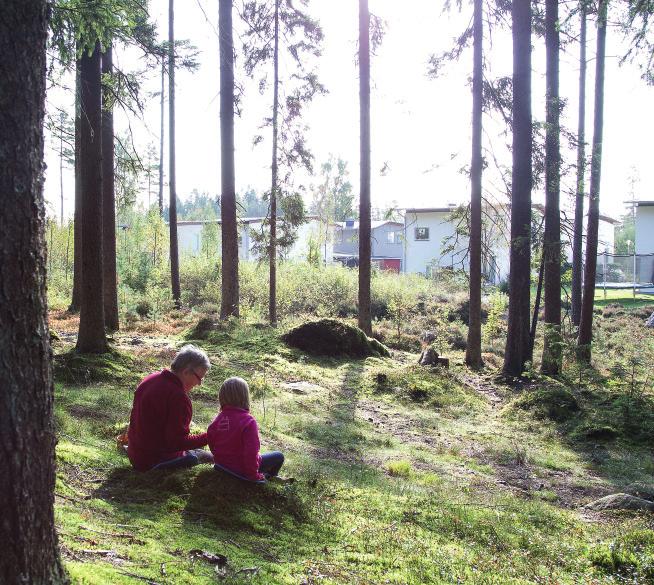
[282,319,390,358]
[513,386,580,422]
[53,348,141,385]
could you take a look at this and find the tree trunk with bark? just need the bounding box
[220,0,240,318]
[168,0,181,307]
[70,61,82,312]
[159,56,165,217]
[465,0,483,369]
[102,43,119,331]
[578,0,608,362]
[358,0,372,336]
[571,4,587,327]
[77,41,108,354]
[269,0,280,326]
[0,2,69,582]
[541,0,562,374]
[503,0,532,376]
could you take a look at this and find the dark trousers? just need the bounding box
[259,451,284,478]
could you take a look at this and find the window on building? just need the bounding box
[415,227,430,241]
[386,230,403,244]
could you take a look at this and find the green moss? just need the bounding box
[54,348,145,385]
[512,386,580,422]
[282,319,390,358]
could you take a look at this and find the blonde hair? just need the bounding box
[219,377,250,410]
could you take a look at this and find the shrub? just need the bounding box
[512,387,580,422]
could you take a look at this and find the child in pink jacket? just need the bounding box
[207,377,286,482]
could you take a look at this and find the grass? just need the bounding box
[51,308,654,584]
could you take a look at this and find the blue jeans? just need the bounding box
[152,451,198,471]
[259,451,284,478]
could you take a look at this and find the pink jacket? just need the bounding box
[207,406,264,481]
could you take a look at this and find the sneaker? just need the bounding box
[267,475,295,485]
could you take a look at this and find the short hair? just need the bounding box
[219,377,250,410]
[170,344,211,374]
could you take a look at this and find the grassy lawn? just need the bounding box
[51,312,654,584]
[593,288,654,309]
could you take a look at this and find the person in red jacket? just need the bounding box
[208,377,288,482]
[127,345,214,471]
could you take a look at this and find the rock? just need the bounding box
[281,381,323,394]
[624,483,654,501]
[584,493,654,512]
[646,312,654,328]
[420,331,437,344]
[282,319,390,358]
[418,347,449,368]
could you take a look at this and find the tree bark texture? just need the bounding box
[70,61,82,312]
[168,0,182,306]
[269,0,280,326]
[159,56,165,217]
[503,0,532,376]
[77,42,108,353]
[465,0,483,369]
[220,0,240,318]
[0,2,68,582]
[358,0,372,336]
[102,44,119,331]
[541,0,562,374]
[578,0,607,362]
[571,5,587,327]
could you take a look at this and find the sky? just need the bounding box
[44,0,654,222]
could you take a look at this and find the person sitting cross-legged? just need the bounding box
[127,344,214,471]
[208,377,292,483]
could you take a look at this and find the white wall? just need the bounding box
[636,205,654,254]
[177,223,205,255]
[403,211,469,274]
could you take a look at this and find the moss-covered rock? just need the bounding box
[53,348,142,385]
[282,319,390,358]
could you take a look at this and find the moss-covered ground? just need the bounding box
[52,311,654,584]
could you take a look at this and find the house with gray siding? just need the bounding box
[333,220,404,271]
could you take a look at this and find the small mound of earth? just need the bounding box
[187,317,219,340]
[282,319,390,358]
[584,493,654,512]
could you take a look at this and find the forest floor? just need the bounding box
[51,307,654,584]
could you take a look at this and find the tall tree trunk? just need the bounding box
[503,0,532,376]
[269,0,280,326]
[70,60,82,313]
[159,56,165,217]
[168,0,181,306]
[0,2,69,582]
[358,0,372,336]
[465,0,483,369]
[578,0,608,362]
[77,42,108,354]
[571,3,587,327]
[541,0,562,374]
[59,113,65,225]
[219,0,239,318]
[102,43,119,331]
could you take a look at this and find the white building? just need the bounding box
[176,216,335,264]
[402,205,618,286]
[634,201,654,291]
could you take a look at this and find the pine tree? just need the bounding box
[465,0,484,369]
[0,2,69,581]
[503,0,532,376]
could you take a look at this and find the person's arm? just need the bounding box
[241,418,264,481]
[164,393,208,451]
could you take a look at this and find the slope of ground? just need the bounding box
[52,314,654,584]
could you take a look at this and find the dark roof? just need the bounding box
[635,200,654,207]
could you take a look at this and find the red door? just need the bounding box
[381,258,401,273]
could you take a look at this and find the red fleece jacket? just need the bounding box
[127,369,207,471]
[207,406,264,481]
